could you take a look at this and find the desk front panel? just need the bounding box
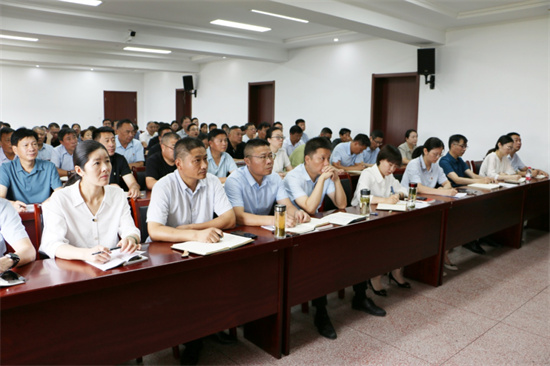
[523,179,549,222]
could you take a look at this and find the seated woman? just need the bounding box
[479,135,521,181]
[267,127,293,177]
[398,129,417,165]
[40,140,140,263]
[351,145,409,296]
[402,137,459,270]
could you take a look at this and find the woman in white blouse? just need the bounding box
[40,140,140,263]
[351,145,409,297]
[479,135,521,181]
[267,127,293,177]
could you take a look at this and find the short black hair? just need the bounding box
[506,132,520,138]
[198,132,208,142]
[339,128,351,136]
[208,123,217,129]
[371,130,384,139]
[161,132,180,145]
[376,145,402,166]
[289,125,303,135]
[448,134,468,149]
[229,125,241,133]
[116,119,134,130]
[295,119,305,125]
[48,122,60,129]
[273,121,283,128]
[174,137,205,160]
[71,123,81,129]
[157,123,172,136]
[244,138,270,157]
[93,127,115,141]
[304,136,332,157]
[353,133,369,147]
[208,128,227,141]
[187,123,198,132]
[258,121,271,130]
[0,127,15,139]
[11,128,38,147]
[58,128,77,141]
[405,129,416,138]
[320,127,332,135]
[266,127,282,139]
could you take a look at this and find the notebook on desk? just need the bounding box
[85,251,147,271]
[171,233,254,256]
[468,183,500,190]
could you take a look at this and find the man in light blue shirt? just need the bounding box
[0,198,36,269]
[33,127,54,161]
[362,130,384,166]
[295,119,309,143]
[330,134,369,172]
[51,127,78,177]
[0,128,62,212]
[225,139,309,226]
[115,119,144,168]
[282,125,304,156]
[206,129,238,183]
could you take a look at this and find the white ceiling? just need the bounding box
[1,0,548,73]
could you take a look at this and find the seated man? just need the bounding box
[282,125,304,157]
[226,125,245,159]
[362,130,384,167]
[225,138,310,228]
[331,133,370,172]
[177,116,191,138]
[331,128,351,149]
[319,127,332,143]
[241,123,257,143]
[0,198,36,273]
[0,127,15,166]
[147,137,236,365]
[256,122,271,140]
[0,128,62,213]
[115,119,144,168]
[186,123,200,139]
[51,127,78,177]
[139,121,158,148]
[506,132,548,177]
[93,127,141,199]
[47,122,61,147]
[33,126,54,161]
[439,134,496,187]
[284,137,385,337]
[147,123,173,157]
[207,129,237,183]
[295,119,309,143]
[145,132,179,189]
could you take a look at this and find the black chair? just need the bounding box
[130,197,150,243]
[320,172,353,211]
[132,166,147,191]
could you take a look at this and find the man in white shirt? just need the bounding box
[282,125,304,157]
[139,121,158,148]
[506,132,548,177]
[147,137,236,365]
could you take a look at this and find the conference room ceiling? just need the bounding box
[0,0,547,73]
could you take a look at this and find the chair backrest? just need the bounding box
[132,166,147,191]
[320,172,353,212]
[471,160,482,174]
[466,160,472,170]
[130,197,150,243]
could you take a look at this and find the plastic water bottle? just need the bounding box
[525,167,532,183]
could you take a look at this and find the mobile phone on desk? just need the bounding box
[231,231,258,239]
[416,196,428,201]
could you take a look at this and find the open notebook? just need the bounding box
[171,233,254,256]
[85,250,147,271]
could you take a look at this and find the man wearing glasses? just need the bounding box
[93,127,141,199]
[439,134,495,187]
[242,123,257,143]
[145,132,179,189]
[225,138,309,231]
[362,130,384,167]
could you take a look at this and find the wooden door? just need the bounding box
[176,89,192,122]
[248,81,275,126]
[104,91,137,124]
[370,73,419,148]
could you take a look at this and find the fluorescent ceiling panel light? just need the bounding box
[251,9,308,23]
[210,19,270,32]
[0,34,39,42]
[123,46,171,54]
[59,0,102,6]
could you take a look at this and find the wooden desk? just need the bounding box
[1,227,289,365]
[283,203,446,354]
[522,178,549,231]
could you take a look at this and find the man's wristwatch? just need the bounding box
[6,253,20,269]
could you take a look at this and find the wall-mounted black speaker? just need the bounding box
[183,75,194,91]
[418,48,435,75]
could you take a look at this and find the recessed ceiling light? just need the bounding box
[59,0,102,6]
[222,56,227,59]
[333,38,339,42]
[90,68,94,71]
[0,34,39,42]
[251,9,308,23]
[210,19,270,33]
[36,65,40,68]
[123,46,172,54]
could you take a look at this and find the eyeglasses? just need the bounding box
[428,150,444,158]
[162,144,175,150]
[373,139,383,146]
[270,135,285,140]
[247,154,274,161]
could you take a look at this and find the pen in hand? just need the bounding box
[91,247,121,256]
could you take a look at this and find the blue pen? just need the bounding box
[391,187,395,195]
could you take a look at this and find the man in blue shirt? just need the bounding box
[32,126,54,161]
[284,137,385,339]
[331,133,369,172]
[51,127,78,177]
[115,119,144,168]
[225,139,310,227]
[0,198,36,271]
[0,128,62,212]
[206,129,238,183]
[363,130,384,166]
